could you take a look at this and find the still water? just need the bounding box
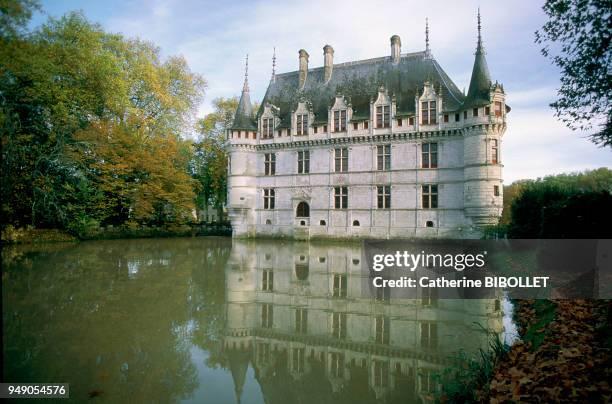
[3,237,515,403]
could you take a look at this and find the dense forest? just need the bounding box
[1,1,235,237]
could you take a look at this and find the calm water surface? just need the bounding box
[3,237,515,403]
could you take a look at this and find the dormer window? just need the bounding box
[421,101,437,125]
[296,113,308,136]
[376,105,390,128]
[262,118,274,139]
[494,101,503,117]
[333,110,347,132]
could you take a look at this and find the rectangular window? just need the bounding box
[334,187,348,209]
[421,143,438,168]
[262,269,273,291]
[422,287,438,306]
[264,153,276,175]
[421,101,437,125]
[421,322,438,349]
[314,126,318,134]
[494,101,503,117]
[376,105,390,128]
[333,110,347,132]
[455,113,460,122]
[277,129,282,137]
[491,139,499,164]
[443,114,449,123]
[261,303,273,328]
[295,308,308,334]
[292,347,305,373]
[397,118,403,126]
[262,118,274,138]
[263,188,275,209]
[334,148,348,172]
[296,113,308,135]
[409,116,414,126]
[422,185,438,209]
[377,144,391,171]
[323,125,328,133]
[420,369,437,393]
[376,286,391,302]
[373,360,389,387]
[473,107,479,117]
[494,185,500,196]
[485,106,491,115]
[464,110,468,119]
[377,186,391,209]
[375,316,390,345]
[297,150,310,174]
[332,312,347,339]
[364,121,369,129]
[333,273,347,297]
[330,352,344,377]
[353,122,358,130]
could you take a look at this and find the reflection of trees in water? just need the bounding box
[3,237,231,402]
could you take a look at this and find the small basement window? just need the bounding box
[266,219,272,225]
[352,220,360,227]
[320,220,326,226]
[426,221,434,228]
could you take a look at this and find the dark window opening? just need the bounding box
[426,220,434,227]
[352,220,360,227]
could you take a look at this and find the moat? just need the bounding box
[2,237,516,403]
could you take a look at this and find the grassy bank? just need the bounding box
[1,224,231,244]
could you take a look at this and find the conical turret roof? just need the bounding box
[231,55,257,131]
[464,10,492,109]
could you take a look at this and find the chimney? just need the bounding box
[323,44,334,83]
[298,49,309,89]
[390,35,401,64]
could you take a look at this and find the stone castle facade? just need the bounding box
[226,13,508,239]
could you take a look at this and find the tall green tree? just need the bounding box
[1,4,206,230]
[536,0,612,147]
[191,97,238,221]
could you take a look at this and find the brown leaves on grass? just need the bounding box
[482,300,611,403]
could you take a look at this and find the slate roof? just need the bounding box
[230,86,257,130]
[464,43,492,109]
[257,51,466,128]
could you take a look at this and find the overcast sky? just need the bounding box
[34,0,610,183]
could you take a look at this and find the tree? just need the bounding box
[191,97,238,221]
[1,6,206,230]
[536,0,612,147]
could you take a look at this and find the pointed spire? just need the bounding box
[242,54,249,92]
[231,54,256,131]
[425,17,430,55]
[271,47,276,82]
[465,8,492,109]
[476,7,484,54]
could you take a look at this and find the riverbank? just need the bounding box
[1,224,231,244]
[479,299,611,402]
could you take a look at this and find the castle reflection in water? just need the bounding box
[222,240,504,403]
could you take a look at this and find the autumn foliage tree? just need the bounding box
[1,1,205,232]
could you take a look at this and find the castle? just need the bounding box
[222,240,504,402]
[226,12,508,239]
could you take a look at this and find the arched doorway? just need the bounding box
[296,201,310,218]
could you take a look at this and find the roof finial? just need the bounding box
[425,17,430,55]
[476,7,484,53]
[271,47,276,82]
[242,54,249,92]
